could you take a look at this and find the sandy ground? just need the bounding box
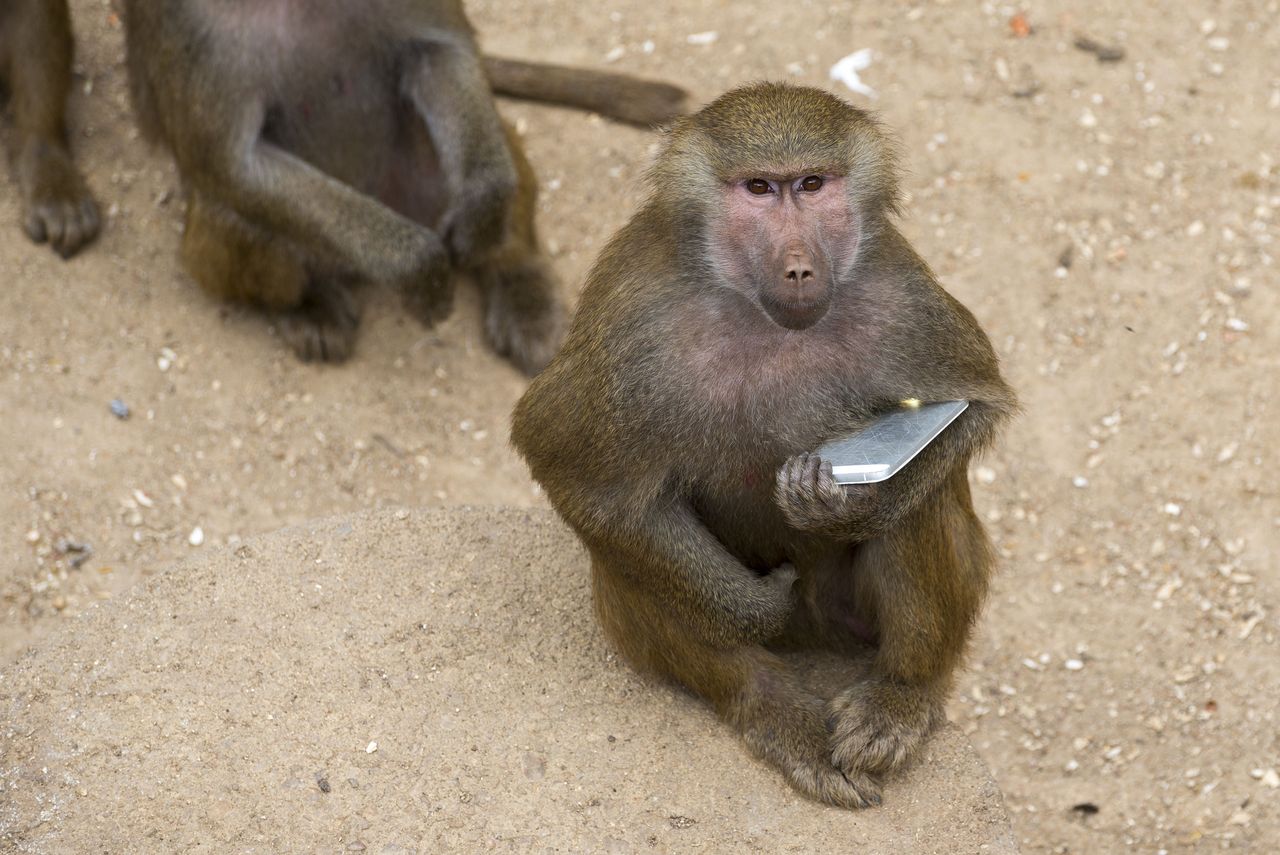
[1,0,1277,851]
[2,508,1016,854]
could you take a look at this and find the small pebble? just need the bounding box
[1073,36,1125,63]
[1065,659,1085,671]
[55,539,93,569]
[188,527,204,547]
[686,31,718,45]
[1057,244,1075,269]
[109,399,131,420]
[522,753,547,781]
[366,741,378,754]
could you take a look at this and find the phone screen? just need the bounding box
[815,400,969,484]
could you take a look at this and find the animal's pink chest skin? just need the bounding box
[677,300,864,411]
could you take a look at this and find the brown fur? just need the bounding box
[513,82,1017,808]
[0,0,100,258]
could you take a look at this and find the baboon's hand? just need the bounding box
[399,246,456,329]
[775,453,880,541]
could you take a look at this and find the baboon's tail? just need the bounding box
[483,56,690,127]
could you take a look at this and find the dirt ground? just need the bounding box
[1,0,1276,852]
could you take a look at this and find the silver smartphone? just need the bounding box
[814,400,969,485]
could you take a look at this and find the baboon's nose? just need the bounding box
[784,252,815,285]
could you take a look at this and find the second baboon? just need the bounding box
[121,0,688,368]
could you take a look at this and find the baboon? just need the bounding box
[120,0,688,368]
[0,0,100,258]
[513,83,1017,807]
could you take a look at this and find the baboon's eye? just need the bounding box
[800,175,824,192]
[746,178,772,195]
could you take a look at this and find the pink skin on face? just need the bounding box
[708,174,859,331]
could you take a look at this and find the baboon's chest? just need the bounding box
[263,51,442,224]
[219,3,449,229]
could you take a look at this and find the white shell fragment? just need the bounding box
[829,49,877,99]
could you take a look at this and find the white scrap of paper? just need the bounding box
[829,49,877,99]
